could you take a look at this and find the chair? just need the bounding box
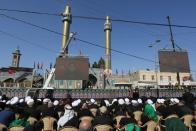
[93,124,113,131]
[180,114,194,131]
[192,123,196,126]
[15,113,20,120]
[139,120,161,131]
[133,111,143,122]
[42,116,57,131]
[59,126,79,131]
[192,123,196,131]
[57,111,63,118]
[0,123,7,131]
[119,124,141,131]
[79,116,94,122]
[90,108,97,117]
[27,117,38,125]
[161,114,179,120]
[9,126,24,131]
[113,115,125,127]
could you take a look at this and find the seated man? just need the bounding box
[165,116,188,131]
[79,119,92,131]
[161,104,188,131]
[57,104,75,129]
[119,107,140,131]
[9,108,30,128]
[142,99,158,124]
[93,106,113,127]
[0,106,15,127]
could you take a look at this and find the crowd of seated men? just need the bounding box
[0,90,195,131]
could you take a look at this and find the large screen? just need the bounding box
[159,50,190,73]
[55,56,89,80]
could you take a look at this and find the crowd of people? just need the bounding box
[0,90,195,131]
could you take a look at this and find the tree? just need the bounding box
[92,62,98,68]
[189,74,194,81]
[98,57,105,69]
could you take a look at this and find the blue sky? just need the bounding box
[0,0,196,78]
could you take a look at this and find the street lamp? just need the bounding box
[148,40,161,98]
[148,40,161,48]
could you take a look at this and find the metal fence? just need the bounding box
[0,87,195,99]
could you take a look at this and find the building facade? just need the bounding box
[0,48,36,88]
[129,70,192,88]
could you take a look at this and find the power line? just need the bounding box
[1,13,196,73]
[0,13,155,63]
[74,16,196,29]
[0,8,60,16]
[0,13,64,36]
[0,29,59,53]
[1,8,196,29]
[75,38,154,63]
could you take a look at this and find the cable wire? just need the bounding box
[0,29,59,53]
[0,13,64,36]
[75,38,155,63]
[0,8,60,16]
[1,8,196,29]
[1,13,196,73]
[0,13,156,63]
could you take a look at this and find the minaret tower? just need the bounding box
[104,16,112,75]
[12,47,21,67]
[61,5,72,54]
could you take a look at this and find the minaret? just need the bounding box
[61,5,72,54]
[12,47,21,67]
[104,16,112,75]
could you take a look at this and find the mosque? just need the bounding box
[0,48,43,88]
[43,5,194,90]
[0,5,195,90]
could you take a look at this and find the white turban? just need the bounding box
[90,99,96,104]
[77,99,81,104]
[104,100,110,106]
[27,99,34,106]
[173,98,179,104]
[147,99,153,105]
[37,99,42,102]
[157,99,161,103]
[43,98,50,103]
[138,99,142,104]
[64,104,72,110]
[6,100,11,105]
[118,99,125,105]
[53,100,59,106]
[10,97,19,105]
[25,96,31,102]
[125,98,130,105]
[112,99,117,104]
[72,101,79,107]
[19,99,24,103]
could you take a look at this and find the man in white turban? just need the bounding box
[57,104,75,129]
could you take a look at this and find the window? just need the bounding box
[60,80,64,85]
[168,76,171,81]
[143,75,146,80]
[151,75,155,80]
[160,76,163,81]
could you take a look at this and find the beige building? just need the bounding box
[129,70,191,88]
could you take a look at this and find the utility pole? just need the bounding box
[148,40,161,97]
[167,16,175,52]
[167,16,180,88]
